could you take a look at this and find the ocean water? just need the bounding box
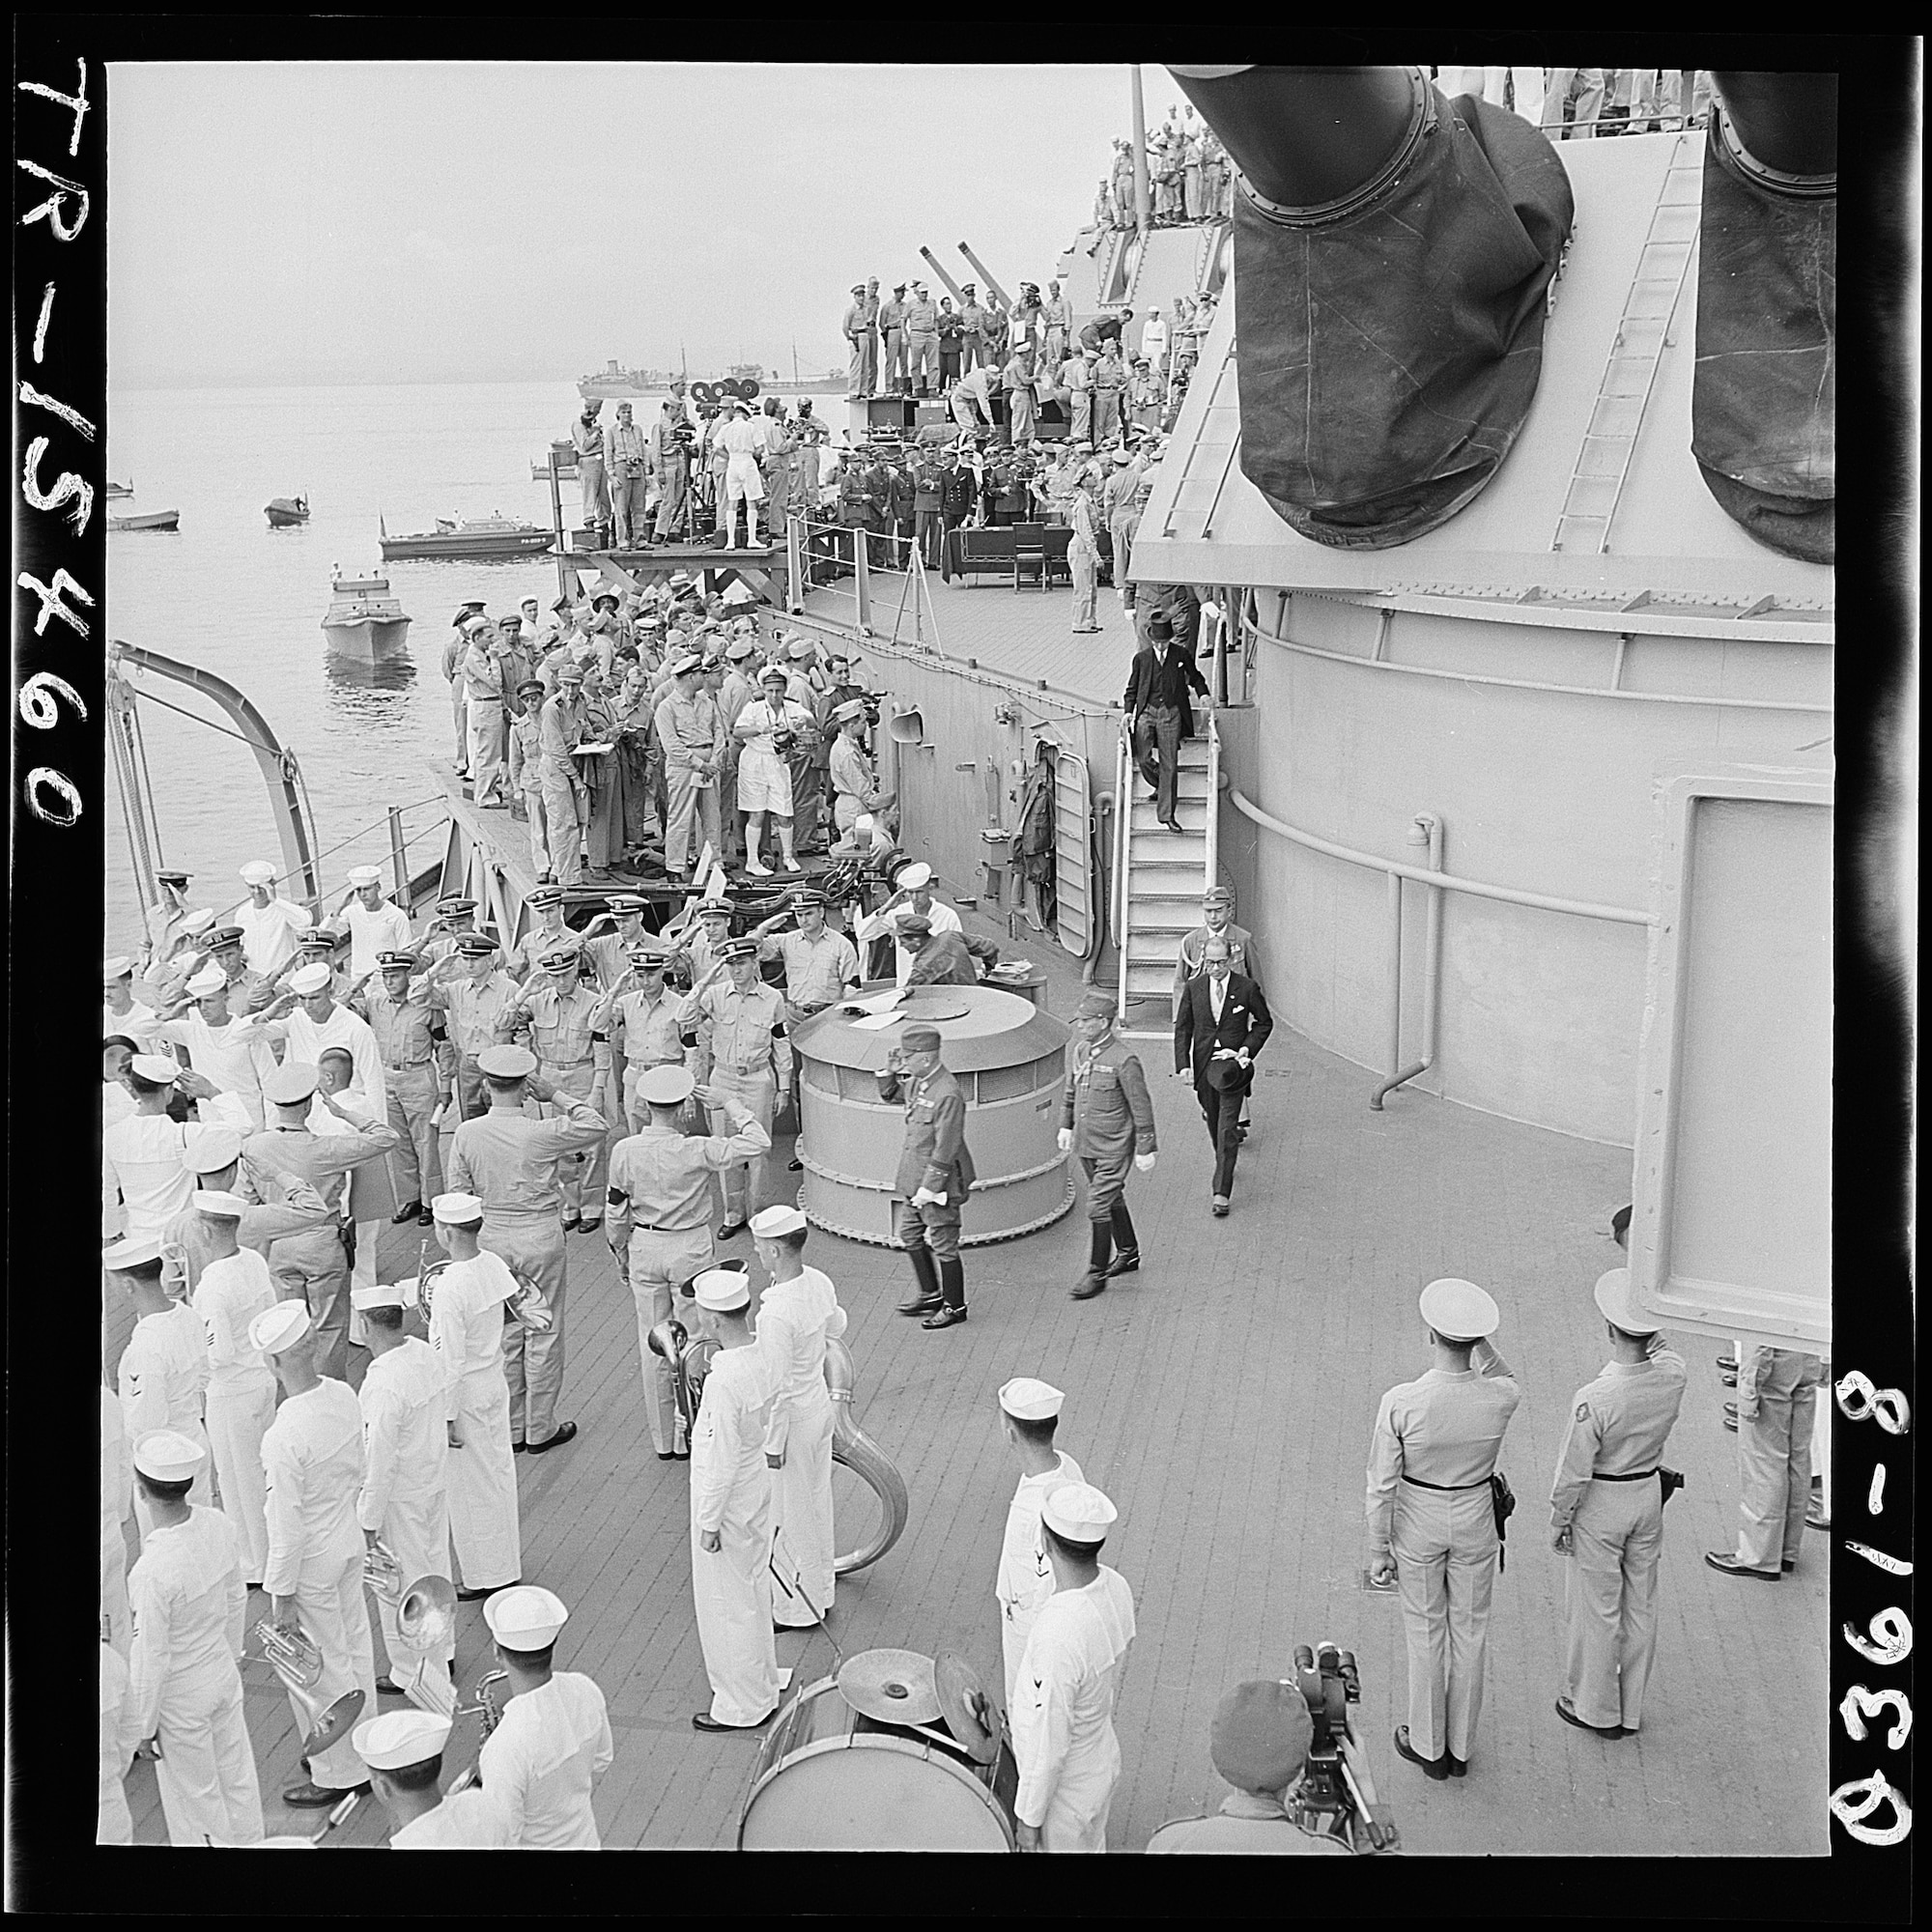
[103,379,649,950]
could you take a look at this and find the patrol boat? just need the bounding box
[379,509,556,562]
[321,565,412,659]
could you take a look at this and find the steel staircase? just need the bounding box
[1114,713,1219,1036]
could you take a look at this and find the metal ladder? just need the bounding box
[1114,711,1218,1037]
[1550,131,1705,554]
[1157,333,1242,541]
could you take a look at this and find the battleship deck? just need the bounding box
[106,567,1826,1854]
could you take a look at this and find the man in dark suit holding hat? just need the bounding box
[1173,936,1271,1215]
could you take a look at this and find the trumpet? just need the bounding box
[362,1537,406,1607]
[250,1616,366,1760]
[445,1667,511,1795]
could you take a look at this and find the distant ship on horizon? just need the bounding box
[578,359,846,401]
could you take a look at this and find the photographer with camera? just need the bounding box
[650,398,694,544]
[1146,1672,1397,1855]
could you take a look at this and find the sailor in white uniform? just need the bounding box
[187,1190,279,1585]
[994,1377,1086,1705]
[688,1267,782,1731]
[108,1233,213,1538]
[1010,1482,1138,1853]
[99,1638,137,1845]
[236,858,313,977]
[423,1191,524,1598]
[478,1586,613,1849]
[355,1709,512,1850]
[253,1298,380,1807]
[101,1381,135,1657]
[750,1206,847,1630]
[125,1429,265,1846]
[354,1282,455,1692]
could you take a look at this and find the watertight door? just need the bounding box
[1051,749,1094,959]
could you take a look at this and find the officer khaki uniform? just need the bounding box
[677,952,791,1228]
[356,1303,455,1684]
[592,969,689,1133]
[125,1435,265,1846]
[500,958,611,1222]
[537,679,590,886]
[1549,1271,1688,1734]
[1010,1485,1137,1853]
[754,1214,849,1628]
[255,1303,381,1798]
[607,1074,772,1456]
[190,1226,279,1583]
[1723,1345,1827,1574]
[357,956,443,1207]
[446,1049,608,1449]
[689,1272,782,1728]
[478,1588,614,1849]
[1365,1280,1520,1768]
[424,1216,524,1590]
[508,691,552,875]
[430,941,520,1121]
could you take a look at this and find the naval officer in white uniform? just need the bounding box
[688,1267,782,1731]
[995,1377,1086,1705]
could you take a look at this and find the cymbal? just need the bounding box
[837,1648,941,1727]
[934,1650,1001,1765]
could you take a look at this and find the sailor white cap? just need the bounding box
[1418,1277,1500,1341]
[129,1053,181,1086]
[185,1126,243,1173]
[103,1233,164,1269]
[264,1061,321,1106]
[350,1282,408,1311]
[192,1190,248,1219]
[240,859,277,886]
[1042,1482,1119,1544]
[998,1377,1065,1422]
[180,908,216,934]
[133,1430,207,1484]
[694,1267,753,1313]
[1592,1266,1659,1337]
[485,1584,570,1651]
[354,1709,453,1772]
[288,962,332,996]
[103,954,134,981]
[749,1204,808,1238]
[895,862,933,889]
[186,966,227,998]
[345,865,383,888]
[432,1191,485,1226]
[249,1299,313,1355]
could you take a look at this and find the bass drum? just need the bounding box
[739,1676,1018,1852]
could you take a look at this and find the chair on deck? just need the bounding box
[1011,524,1049,593]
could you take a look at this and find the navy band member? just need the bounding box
[995,1378,1085,1704]
[878,1024,975,1330]
[1548,1268,1687,1738]
[1059,990,1156,1300]
[355,1709,511,1849]
[1365,1278,1520,1780]
[1010,1483,1137,1853]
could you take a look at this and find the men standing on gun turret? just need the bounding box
[1548,1269,1687,1740]
[1365,1278,1520,1782]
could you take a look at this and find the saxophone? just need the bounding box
[445,1667,511,1795]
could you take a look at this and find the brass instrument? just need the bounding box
[445,1667,511,1796]
[647,1316,718,1446]
[249,1616,365,1759]
[824,1336,910,1577]
[362,1537,406,1607]
[410,1248,550,1332]
[392,1574,459,1718]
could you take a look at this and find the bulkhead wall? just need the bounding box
[1221,593,1833,1146]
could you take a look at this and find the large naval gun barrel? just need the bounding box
[1168,64,1835,564]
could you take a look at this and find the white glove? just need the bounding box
[1134,1151,1156,1174]
[1056,1128,1073,1152]
[911,1185,946,1208]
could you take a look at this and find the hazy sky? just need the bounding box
[107,61,1196,391]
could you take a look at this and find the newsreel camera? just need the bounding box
[1287,1643,1399,1854]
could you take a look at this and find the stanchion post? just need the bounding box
[855,526,872,637]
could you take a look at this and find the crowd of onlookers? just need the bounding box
[1433,66,1715,138]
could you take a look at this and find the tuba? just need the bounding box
[249,1616,365,1759]
[647,1316,719,1445]
[824,1336,910,1577]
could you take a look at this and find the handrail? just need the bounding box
[1204,710,1221,895]
[1228,786,1652,925]
[1113,724,1134,1029]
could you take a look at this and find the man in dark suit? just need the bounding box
[877,1024,976,1329]
[1173,936,1272,1216]
[1123,612,1210,833]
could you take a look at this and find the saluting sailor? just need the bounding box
[166,1125,334,1299]
[422,1190,523,1600]
[1059,989,1156,1301]
[446,1043,607,1455]
[688,1267,783,1733]
[1365,1277,1521,1782]
[253,1298,381,1809]
[125,1428,265,1846]
[355,1708,512,1849]
[751,1205,848,1630]
[994,1378,1086,1704]
[478,1586,614,1849]
[605,1065,771,1460]
[1548,1268,1688,1739]
[677,935,791,1240]
[354,1280,455,1698]
[1010,1483,1138,1853]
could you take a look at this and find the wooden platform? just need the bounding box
[105,917,1828,1854]
[558,544,785,608]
